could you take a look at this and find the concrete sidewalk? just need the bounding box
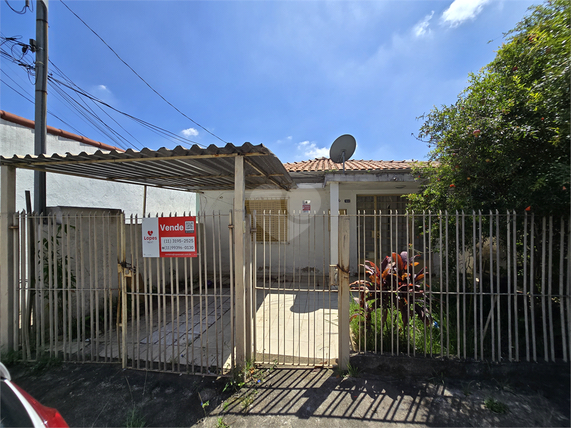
[199,362,570,428]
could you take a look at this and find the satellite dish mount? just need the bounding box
[329,134,356,173]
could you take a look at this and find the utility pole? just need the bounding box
[34,0,48,214]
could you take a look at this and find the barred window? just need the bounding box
[245,199,288,242]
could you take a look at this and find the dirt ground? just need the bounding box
[3,356,570,428]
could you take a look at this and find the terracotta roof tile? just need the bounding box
[283,157,414,172]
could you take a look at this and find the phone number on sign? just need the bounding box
[161,237,195,252]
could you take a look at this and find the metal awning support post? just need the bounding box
[0,165,16,352]
[233,155,246,369]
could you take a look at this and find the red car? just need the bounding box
[0,362,68,428]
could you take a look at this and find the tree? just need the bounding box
[409,0,570,216]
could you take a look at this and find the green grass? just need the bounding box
[484,397,509,414]
[31,354,62,374]
[216,417,230,428]
[0,349,20,367]
[124,407,146,428]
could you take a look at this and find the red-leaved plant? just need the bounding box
[350,251,432,330]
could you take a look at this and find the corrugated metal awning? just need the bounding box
[0,143,295,192]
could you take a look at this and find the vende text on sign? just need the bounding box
[142,216,197,258]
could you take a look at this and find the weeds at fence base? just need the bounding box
[484,397,509,414]
[350,300,449,356]
[0,350,20,367]
[124,407,146,428]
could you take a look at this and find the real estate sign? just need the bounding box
[142,216,197,258]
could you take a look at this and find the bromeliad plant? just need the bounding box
[350,251,432,330]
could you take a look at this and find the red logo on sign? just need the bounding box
[148,230,153,236]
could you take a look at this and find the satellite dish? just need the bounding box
[329,134,356,173]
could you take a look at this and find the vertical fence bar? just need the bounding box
[94,214,100,362]
[438,211,443,358]
[103,213,110,363]
[530,214,537,362]
[523,212,530,361]
[541,217,548,361]
[547,216,555,361]
[14,213,21,357]
[507,211,513,362]
[455,211,460,359]
[361,210,365,354]
[560,217,568,362]
[47,214,54,356]
[428,211,433,357]
[513,211,519,361]
[20,212,29,361]
[478,211,484,360]
[567,217,571,361]
[88,214,95,361]
[462,211,466,360]
[444,211,450,358]
[496,211,501,360]
[229,210,235,373]
[472,211,478,360]
[422,211,428,357]
[490,211,495,361]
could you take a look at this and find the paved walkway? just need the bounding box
[198,366,571,428]
[77,285,339,373]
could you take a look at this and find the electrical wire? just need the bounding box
[4,0,31,15]
[58,0,230,145]
[0,76,97,139]
[2,35,205,150]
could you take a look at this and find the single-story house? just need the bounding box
[199,157,421,272]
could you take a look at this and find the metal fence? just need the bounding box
[3,209,569,372]
[351,211,571,363]
[5,211,236,376]
[250,211,337,367]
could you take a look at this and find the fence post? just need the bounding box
[0,165,16,352]
[338,215,350,370]
[233,156,246,370]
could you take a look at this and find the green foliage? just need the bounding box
[350,252,432,332]
[409,0,570,216]
[31,354,62,374]
[346,362,360,378]
[124,407,146,428]
[216,417,230,428]
[350,299,447,356]
[0,349,20,367]
[484,397,509,414]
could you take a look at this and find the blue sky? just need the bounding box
[1,0,537,163]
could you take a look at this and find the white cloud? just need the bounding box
[181,127,199,137]
[441,0,491,27]
[91,84,116,105]
[297,141,329,159]
[276,136,293,145]
[413,11,434,37]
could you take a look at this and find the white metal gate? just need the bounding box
[251,211,339,367]
[7,211,237,376]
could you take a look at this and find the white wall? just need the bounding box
[0,118,196,216]
[199,179,419,275]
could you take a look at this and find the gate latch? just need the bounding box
[118,262,133,277]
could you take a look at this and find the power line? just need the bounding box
[2,35,204,150]
[59,0,229,145]
[4,0,32,15]
[0,76,103,139]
